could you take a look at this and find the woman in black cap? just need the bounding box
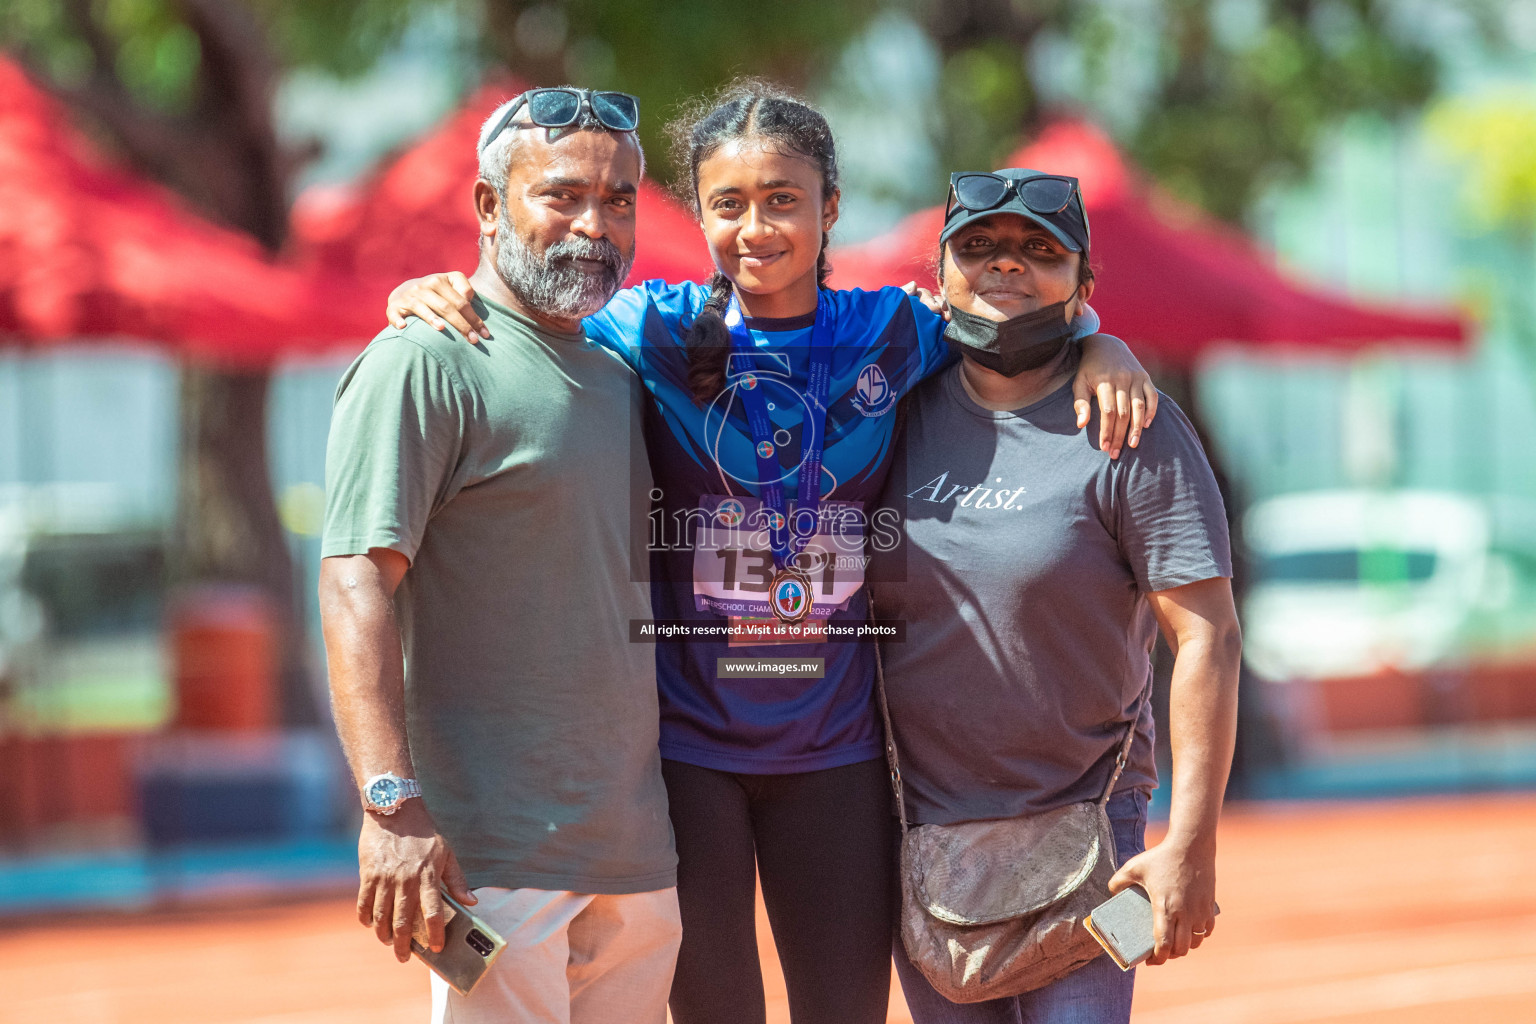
[870,168,1241,1023]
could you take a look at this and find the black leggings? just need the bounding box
[662,757,898,1024]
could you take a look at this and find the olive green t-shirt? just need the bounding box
[322,297,675,894]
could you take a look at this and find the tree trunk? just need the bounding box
[175,368,318,726]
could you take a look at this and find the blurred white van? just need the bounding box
[1243,489,1536,732]
[1244,490,1489,680]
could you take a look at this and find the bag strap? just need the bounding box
[868,592,908,833]
[1098,694,1143,808]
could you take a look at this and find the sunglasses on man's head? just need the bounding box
[480,88,640,152]
[946,173,1080,218]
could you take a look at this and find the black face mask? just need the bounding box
[944,300,1076,377]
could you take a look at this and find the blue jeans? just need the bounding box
[892,788,1150,1024]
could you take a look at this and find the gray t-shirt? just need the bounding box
[871,364,1231,825]
[322,297,675,894]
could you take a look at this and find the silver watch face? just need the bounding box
[367,776,402,808]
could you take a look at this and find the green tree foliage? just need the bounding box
[468,1,883,183]
[5,0,1507,225]
[1427,86,1536,360]
[0,0,440,242]
[1,0,880,216]
[913,0,1505,222]
[1428,87,1536,234]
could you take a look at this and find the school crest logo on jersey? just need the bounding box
[852,362,896,417]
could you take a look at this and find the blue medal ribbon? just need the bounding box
[724,291,836,573]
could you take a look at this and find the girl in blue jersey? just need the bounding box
[386,81,1157,1024]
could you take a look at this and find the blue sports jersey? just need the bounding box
[585,280,1100,773]
[585,280,949,773]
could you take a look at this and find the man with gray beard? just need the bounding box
[318,89,679,1024]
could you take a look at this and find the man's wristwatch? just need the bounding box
[362,772,422,815]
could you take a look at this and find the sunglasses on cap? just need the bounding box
[945,172,1080,218]
[480,88,640,152]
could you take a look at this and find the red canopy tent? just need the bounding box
[0,58,366,366]
[829,121,1466,364]
[290,80,715,318]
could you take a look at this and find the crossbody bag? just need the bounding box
[871,599,1144,1002]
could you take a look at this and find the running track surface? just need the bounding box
[3,794,1532,1024]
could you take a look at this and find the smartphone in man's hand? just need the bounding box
[410,889,506,995]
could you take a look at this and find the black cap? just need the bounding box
[939,167,1090,254]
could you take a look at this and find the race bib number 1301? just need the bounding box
[692,495,866,619]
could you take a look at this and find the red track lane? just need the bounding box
[2,794,1532,1024]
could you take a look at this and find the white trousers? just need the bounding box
[430,886,681,1024]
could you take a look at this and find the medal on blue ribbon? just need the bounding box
[724,291,836,625]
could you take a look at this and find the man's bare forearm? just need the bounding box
[319,552,413,788]
[319,551,472,957]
